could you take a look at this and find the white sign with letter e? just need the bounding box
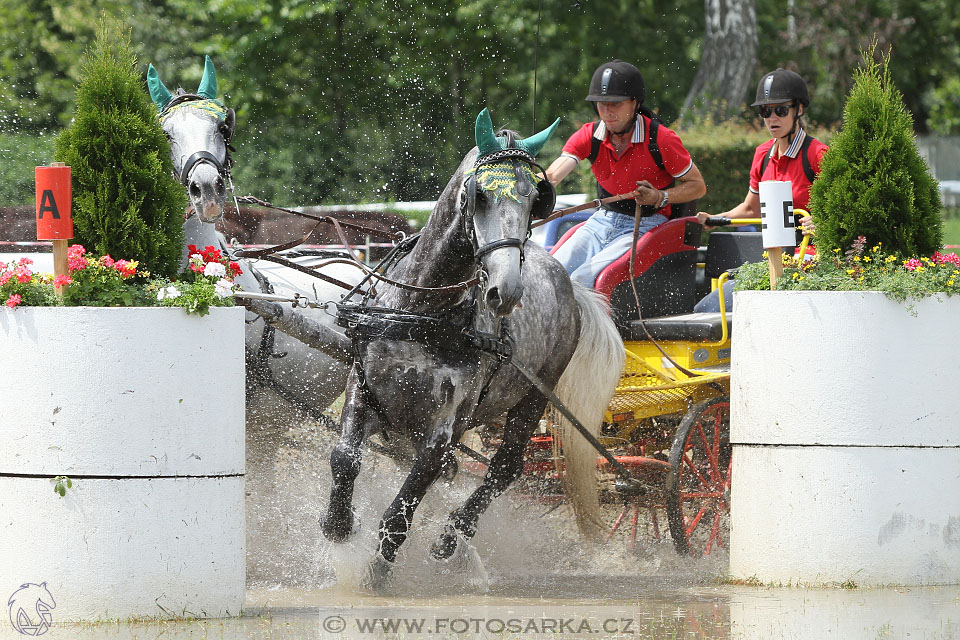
[758,180,797,249]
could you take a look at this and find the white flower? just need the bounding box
[157,285,181,301]
[189,253,204,266]
[214,278,233,298]
[204,262,227,278]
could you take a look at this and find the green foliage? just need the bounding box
[0,257,58,307]
[52,475,72,497]
[734,238,960,303]
[679,122,778,214]
[928,77,960,135]
[810,46,942,257]
[0,133,56,205]
[1,244,237,313]
[53,17,186,278]
[59,254,152,307]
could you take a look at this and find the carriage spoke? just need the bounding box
[684,503,708,538]
[682,451,712,491]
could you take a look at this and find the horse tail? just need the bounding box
[552,282,624,541]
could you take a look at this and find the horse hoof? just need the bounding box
[320,507,360,542]
[361,555,394,593]
[430,527,458,561]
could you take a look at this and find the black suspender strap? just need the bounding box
[760,135,817,184]
[587,118,666,172]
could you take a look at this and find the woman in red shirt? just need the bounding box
[694,69,828,312]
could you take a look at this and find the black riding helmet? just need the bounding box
[751,68,810,107]
[586,60,645,107]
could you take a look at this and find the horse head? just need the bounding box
[460,108,559,316]
[147,56,236,224]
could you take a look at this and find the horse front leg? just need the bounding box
[321,368,378,542]
[431,389,548,560]
[364,439,449,590]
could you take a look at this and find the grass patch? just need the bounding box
[941,214,960,247]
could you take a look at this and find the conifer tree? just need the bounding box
[54,17,185,277]
[810,45,942,257]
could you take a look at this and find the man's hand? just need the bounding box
[799,214,816,236]
[634,180,662,207]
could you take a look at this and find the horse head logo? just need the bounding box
[7,583,56,636]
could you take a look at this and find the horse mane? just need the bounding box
[496,128,521,148]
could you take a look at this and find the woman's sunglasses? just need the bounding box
[758,104,793,118]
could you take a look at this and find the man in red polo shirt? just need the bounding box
[545,59,706,287]
[694,68,829,312]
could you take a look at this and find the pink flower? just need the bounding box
[904,258,922,271]
[933,251,960,266]
[53,274,73,287]
[17,257,32,266]
[5,294,21,308]
[0,262,6,271]
[0,272,12,285]
[99,255,115,268]
[68,256,89,272]
[67,244,86,259]
[14,267,32,283]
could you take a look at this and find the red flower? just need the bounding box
[113,260,137,278]
[14,267,32,283]
[5,294,21,308]
[100,255,115,268]
[53,274,73,287]
[67,244,86,259]
[68,256,89,272]
[228,261,243,277]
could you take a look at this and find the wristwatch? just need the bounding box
[657,190,669,210]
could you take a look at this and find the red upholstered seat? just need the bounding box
[550,217,701,325]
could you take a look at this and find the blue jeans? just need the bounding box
[552,209,668,287]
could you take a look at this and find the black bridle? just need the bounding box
[159,92,235,187]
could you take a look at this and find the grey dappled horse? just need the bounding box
[148,57,360,418]
[318,110,624,589]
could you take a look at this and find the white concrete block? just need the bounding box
[0,307,245,476]
[0,476,245,621]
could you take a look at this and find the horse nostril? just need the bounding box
[189,183,201,199]
[485,286,502,309]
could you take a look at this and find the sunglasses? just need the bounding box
[758,104,793,118]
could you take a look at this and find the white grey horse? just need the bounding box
[147,57,361,422]
[244,110,625,589]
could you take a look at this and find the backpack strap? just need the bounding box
[587,113,667,172]
[588,121,602,164]
[645,117,667,173]
[759,135,818,184]
[800,134,816,184]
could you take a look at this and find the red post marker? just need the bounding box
[35,163,73,290]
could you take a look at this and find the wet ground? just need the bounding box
[9,395,960,639]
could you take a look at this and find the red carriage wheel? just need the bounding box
[665,397,731,556]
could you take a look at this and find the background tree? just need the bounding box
[810,45,942,256]
[53,16,186,276]
[681,0,758,122]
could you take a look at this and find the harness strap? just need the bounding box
[474,238,524,259]
[508,357,645,493]
[180,150,223,184]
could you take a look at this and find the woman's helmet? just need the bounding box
[585,60,645,106]
[751,68,810,107]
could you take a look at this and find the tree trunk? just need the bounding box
[682,0,758,122]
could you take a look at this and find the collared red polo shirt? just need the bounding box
[749,128,829,211]
[561,115,694,216]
